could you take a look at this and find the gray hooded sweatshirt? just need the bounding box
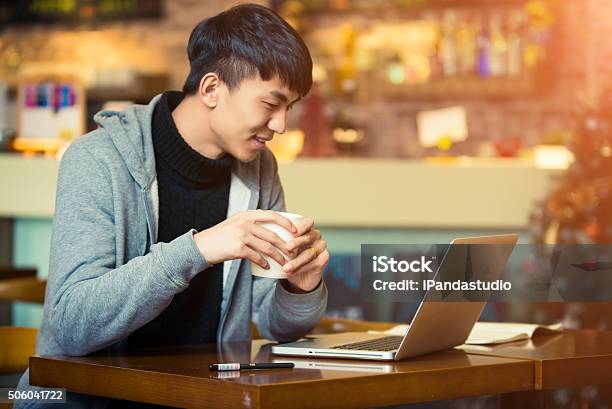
[15,94,327,408]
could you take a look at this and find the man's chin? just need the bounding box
[233,149,260,163]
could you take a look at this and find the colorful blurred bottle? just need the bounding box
[456,11,477,76]
[476,15,491,78]
[489,14,508,77]
[441,10,458,77]
[507,11,525,78]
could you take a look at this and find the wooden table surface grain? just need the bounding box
[0,268,36,281]
[30,340,534,409]
[459,330,612,390]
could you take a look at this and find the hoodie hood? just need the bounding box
[93,94,162,190]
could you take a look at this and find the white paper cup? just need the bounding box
[249,211,303,279]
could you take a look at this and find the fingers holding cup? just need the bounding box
[283,238,328,274]
[249,211,302,279]
[295,217,314,236]
[286,228,321,253]
[284,246,330,292]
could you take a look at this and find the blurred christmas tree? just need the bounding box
[530,90,612,331]
[528,91,612,409]
[532,94,612,245]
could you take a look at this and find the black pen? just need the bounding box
[209,362,294,371]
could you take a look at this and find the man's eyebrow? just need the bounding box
[270,90,300,105]
[270,91,288,103]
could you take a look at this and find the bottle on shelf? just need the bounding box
[456,11,477,77]
[489,13,508,77]
[440,9,458,78]
[425,11,444,81]
[476,14,491,78]
[507,10,525,78]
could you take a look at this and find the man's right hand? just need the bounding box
[193,210,298,269]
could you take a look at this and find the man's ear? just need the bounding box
[198,73,220,109]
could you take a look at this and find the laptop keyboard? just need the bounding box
[332,335,404,352]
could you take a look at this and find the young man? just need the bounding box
[16,4,328,408]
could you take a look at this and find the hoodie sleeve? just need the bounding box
[251,149,328,342]
[47,141,210,356]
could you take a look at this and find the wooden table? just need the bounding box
[29,340,534,409]
[459,329,612,390]
[0,268,36,281]
[0,268,38,325]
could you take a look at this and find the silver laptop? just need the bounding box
[272,234,518,361]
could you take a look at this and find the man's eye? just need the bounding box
[264,102,278,111]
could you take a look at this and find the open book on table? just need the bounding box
[367,322,564,345]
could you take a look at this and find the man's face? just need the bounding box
[208,74,300,162]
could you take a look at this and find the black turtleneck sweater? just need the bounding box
[125,91,233,350]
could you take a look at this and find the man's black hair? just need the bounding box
[182,3,312,97]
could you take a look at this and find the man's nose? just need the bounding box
[268,109,287,135]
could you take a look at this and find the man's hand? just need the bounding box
[194,210,298,269]
[281,217,329,293]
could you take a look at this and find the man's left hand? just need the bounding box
[282,217,329,293]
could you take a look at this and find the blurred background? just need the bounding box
[1,0,612,406]
[1,0,611,329]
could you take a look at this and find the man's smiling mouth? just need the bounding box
[254,135,273,143]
